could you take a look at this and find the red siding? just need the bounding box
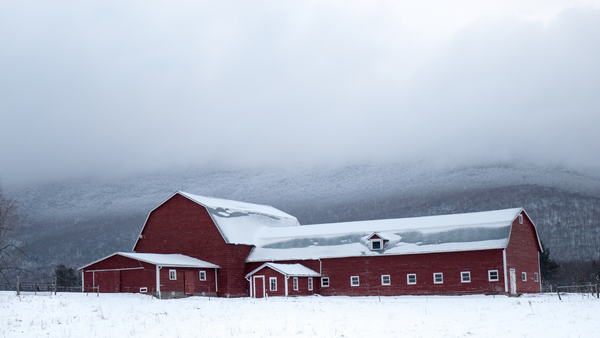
[505,212,542,293]
[134,193,253,297]
[82,254,155,294]
[317,250,505,296]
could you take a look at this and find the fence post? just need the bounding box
[97,286,99,297]
[597,283,599,299]
[54,277,57,295]
[17,276,20,296]
[557,287,561,301]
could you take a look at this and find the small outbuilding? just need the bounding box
[80,252,220,298]
[246,263,320,298]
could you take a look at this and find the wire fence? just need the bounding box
[555,284,599,300]
[1,278,100,296]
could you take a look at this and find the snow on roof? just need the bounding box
[246,263,321,278]
[178,191,300,245]
[79,252,220,270]
[246,208,523,262]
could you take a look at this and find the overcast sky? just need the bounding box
[1,0,600,186]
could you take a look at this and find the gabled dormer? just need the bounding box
[367,232,388,251]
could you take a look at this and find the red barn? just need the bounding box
[80,191,542,298]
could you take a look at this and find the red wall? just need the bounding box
[505,212,542,293]
[133,193,253,297]
[318,250,504,296]
[157,267,217,295]
[82,254,156,294]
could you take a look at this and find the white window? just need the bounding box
[534,272,539,282]
[293,277,298,291]
[461,271,471,283]
[270,277,277,291]
[407,274,417,285]
[488,270,499,281]
[433,273,443,284]
[169,269,177,280]
[308,277,313,291]
[199,270,206,281]
[381,275,391,285]
[351,276,360,286]
[370,239,383,250]
[139,287,147,293]
[519,214,523,224]
[321,277,330,287]
[522,272,527,282]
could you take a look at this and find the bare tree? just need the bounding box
[0,179,22,282]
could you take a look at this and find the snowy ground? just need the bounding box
[2,292,599,338]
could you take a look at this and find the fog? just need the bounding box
[1,1,599,186]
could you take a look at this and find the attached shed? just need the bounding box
[79,252,220,298]
[246,263,320,298]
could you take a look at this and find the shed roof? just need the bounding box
[246,263,321,278]
[79,252,220,270]
[246,208,527,261]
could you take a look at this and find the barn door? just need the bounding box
[510,269,517,295]
[95,271,120,293]
[253,276,265,298]
[185,271,195,295]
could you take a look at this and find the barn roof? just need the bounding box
[133,191,300,249]
[246,263,321,278]
[246,208,529,262]
[79,252,220,270]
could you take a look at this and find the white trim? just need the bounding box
[370,239,383,251]
[308,277,313,291]
[253,275,265,298]
[293,277,298,291]
[488,270,499,282]
[503,249,508,293]
[534,272,539,282]
[269,277,277,291]
[82,267,144,273]
[381,275,391,285]
[215,269,218,292]
[433,272,443,284]
[407,274,417,285]
[81,271,84,293]
[156,265,162,299]
[519,214,523,224]
[522,272,527,282]
[461,271,471,283]
[321,277,330,287]
[199,270,206,281]
[350,276,359,286]
[140,287,148,293]
[169,269,177,280]
[285,276,289,296]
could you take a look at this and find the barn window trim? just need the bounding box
[139,287,147,293]
[381,275,391,285]
[169,269,177,280]
[519,214,523,224]
[407,274,417,285]
[534,272,539,282]
[461,271,471,283]
[522,272,527,282]
[293,277,298,291]
[370,239,383,250]
[433,273,443,284]
[488,270,499,281]
[199,270,206,281]
[269,277,277,291]
[308,277,313,290]
[351,276,359,286]
[321,277,330,287]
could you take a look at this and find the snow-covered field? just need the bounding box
[2,292,599,337]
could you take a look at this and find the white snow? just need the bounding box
[178,191,301,245]
[3,291,599,337]
[79,253,220,270]
[246,263,320,278]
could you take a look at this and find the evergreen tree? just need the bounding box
[540,241,560,282]
[53,264,80,286]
